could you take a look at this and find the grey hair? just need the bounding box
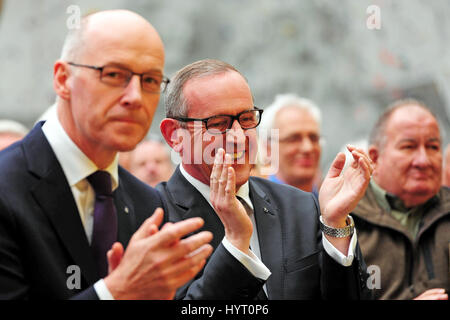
[0,119,28,136]
[164,59,244,119]
[369,98,440,150]
[258,93,322,141]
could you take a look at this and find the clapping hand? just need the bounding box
[209,148,252,255]
[319,145,373,227]
[104,208,213,300]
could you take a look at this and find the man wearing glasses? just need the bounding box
[0,10,213,299]
[158,59,374,299]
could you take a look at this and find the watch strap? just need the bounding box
[319,215,355,238]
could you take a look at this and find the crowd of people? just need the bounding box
[0,9,448,301]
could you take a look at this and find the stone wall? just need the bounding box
[1,0,450,168]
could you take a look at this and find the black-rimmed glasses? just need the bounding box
[67,62,170,93]
[170,108,263,134]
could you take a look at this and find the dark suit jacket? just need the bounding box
[157,167,371,300]
[0,123,166,299]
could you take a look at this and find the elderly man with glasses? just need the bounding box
[258,94,323,198]
[157,59,374,300]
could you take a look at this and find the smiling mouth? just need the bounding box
[226,150,245,160]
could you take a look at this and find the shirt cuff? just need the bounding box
[93,279,115,300]
[222,237,271,280]
[321,228,357,267]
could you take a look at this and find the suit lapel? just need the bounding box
[166,170,286,298]
[165,168,224,249]
[24,124,99,285]
[249,178,284,299]
[113,178,135,249]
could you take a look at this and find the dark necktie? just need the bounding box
[87,170,118,278]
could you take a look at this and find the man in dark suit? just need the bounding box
[158,59,374,299]
[0,10,213,300]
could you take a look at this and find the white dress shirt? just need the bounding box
[180,165,272,281]
[180,164,357,283]
[42,110,116,300]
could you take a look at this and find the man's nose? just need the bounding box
[298,137,314,152]
[146,161,158,174]
[121,75,143,108]
[226,119,246,144]
[412,146,432,167]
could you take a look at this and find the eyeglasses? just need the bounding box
[67,62,170,93]
[170,108,263,134]
[279,133,321,145]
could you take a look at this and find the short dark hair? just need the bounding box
[164,59,244,119]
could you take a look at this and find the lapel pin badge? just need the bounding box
[124,206,129,214]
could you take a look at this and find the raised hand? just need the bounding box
[209,148,252,254]
[319,145,373,228]
[104,208,213,300]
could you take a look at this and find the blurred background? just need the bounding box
[1,0,450,171]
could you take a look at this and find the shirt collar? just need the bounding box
[41,108,119,190]
[268,174,284,184]
[180,164,253,210]
[370,179,391,212]
[269,174,319,198]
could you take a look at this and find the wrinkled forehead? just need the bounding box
[386,106,441,141]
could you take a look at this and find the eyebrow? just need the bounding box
[102,62,163,74]
[397,137,441,144]
[427,137,441,143]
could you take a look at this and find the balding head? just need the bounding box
[54,9,166,168]
[0,119,28,151]
[61,10,164,66]
[369,99,439,151]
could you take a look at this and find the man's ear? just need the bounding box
[368,145,379,164]
[160,118,184,153]
[53,61,71,101]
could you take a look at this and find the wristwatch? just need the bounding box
[319,215,354,238]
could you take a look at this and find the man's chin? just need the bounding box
[403,185,440,205]
[290,173,315,183]
[409,187,438,197]
[109,124,147,149]
[114,138,142,152]
[112,132,146,152]
[234,167,251,187]
[408,178,440,191]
